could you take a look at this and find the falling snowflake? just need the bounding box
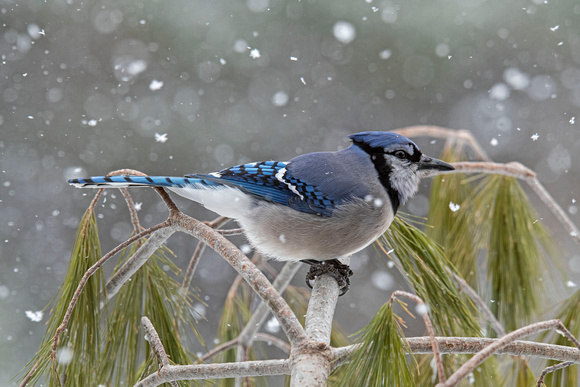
[570,117,575,124]
[149,79,164,90]
[155,133,168,143]
[449,202,461,212]
[490,138,499,146]
[134,202,142,211]
[25,310,44,322]
[250,48,261,59]
[531,133,539,141]
[549,25,560,31]
[566,280,577,288]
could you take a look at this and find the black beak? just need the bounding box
[416,154,455,171]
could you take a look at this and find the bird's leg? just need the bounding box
[301,259,353,296]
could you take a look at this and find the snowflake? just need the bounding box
[531,133,539,141]
[250,48,261,59]
[449,202,460,212]
[155,132,168,143]
[149,80,164,90]
[25,310,44,322]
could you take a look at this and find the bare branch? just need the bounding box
[141,316,179,387]
[526,177,580,245]
[119,188,142,232]
[451,272,506,337]
[332,336,580,367]
[170,212,307,346]
[18,360,39,387]
[431,161,580,245]
[105,227,175,301]
[195,333,290,367]
[394,125,491,161]
[289,259,346,386]
[390,290,445,384]
[216,228,245,236]
[134,359,290,387]
[436,319,580,387]
[254,333,291,354]
[182,216,231,291]
[536,361,575,386]
[238,262,302,347]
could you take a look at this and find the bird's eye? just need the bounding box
[393,150,407,160]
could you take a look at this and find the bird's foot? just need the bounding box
[303,259,353,296]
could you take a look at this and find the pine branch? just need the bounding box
[431,161,579,245]
[390,290,446,383]
[289,261,344,386]
[182,215,230,291]
[135,359,290,386]
[141,316,178,387]
[436,319,580,386]
[170,211,308,346]
[332,336,580,366]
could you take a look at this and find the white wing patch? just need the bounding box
[275,167,304,200]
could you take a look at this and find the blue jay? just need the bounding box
[69,131,453,294]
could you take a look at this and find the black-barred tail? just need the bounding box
[68,175,219,188]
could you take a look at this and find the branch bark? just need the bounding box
[331,336,580,366]
[289,259,345,386]
[134,360,290,386]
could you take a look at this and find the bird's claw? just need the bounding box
[304,259,353,296]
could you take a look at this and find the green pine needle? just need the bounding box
[540,289,580,386]
[99,241,200,386]
[380,217,480,336]
[19,208,105,386]
[378,217,502,385]
[333,302,415,386]
[426,145,478,286]
[471,175,556,333]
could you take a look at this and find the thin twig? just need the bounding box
[87,189,104,212]
[135,360,290,386]
[196,338,241,364]
[105,227,176,301]
[234,261,301,385]
[436,319,580,387]
[141,316,179,387]
[18,360,39,387]
[254,333,291,354]
[431,161,580,245]
[170,212,307,346]
[450,272,506,337]
[51,220,171,357]
[195,333,290,366]
[182,216,231,291]
[238,262,302,348]
[119,188,142,232]
[216,228,245,236]
[394,125,491,161]
[390,290,446,384]
[526,177,580,245]
[536,361,575,386]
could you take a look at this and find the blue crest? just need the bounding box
[348,131,418,150]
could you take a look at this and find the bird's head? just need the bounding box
[349,131,454,208]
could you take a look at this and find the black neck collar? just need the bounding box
[352,142,400,214]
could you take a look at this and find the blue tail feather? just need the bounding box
[68,175,220,188]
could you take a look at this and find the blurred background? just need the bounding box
[1,0,580,384]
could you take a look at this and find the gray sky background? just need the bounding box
[1,0,580,384]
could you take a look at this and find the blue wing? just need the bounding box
[187,161,336,216]
[69,161,337,216]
